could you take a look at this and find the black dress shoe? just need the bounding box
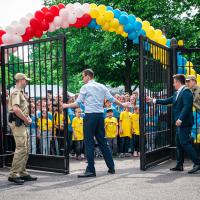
[170,166,184,171]
[108,169,115,174]
[188,165,200,174]
[8,177,25,185]
[20,175,37,181]
[77,172,96,178]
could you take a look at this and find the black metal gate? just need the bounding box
[139,36,174,170]
[0,35,69,173]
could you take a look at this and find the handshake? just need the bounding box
[146,96,156,103]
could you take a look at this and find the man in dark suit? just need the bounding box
[147,74,200,173]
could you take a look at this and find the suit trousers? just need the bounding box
[83,113,115,173]
[176,126,200,167]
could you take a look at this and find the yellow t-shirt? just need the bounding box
[119,111,132,138]
[72,117,84,141]
[194,134,200,143]
[105,117,118,138]
[132,113,140,135]
[38,118,52,132]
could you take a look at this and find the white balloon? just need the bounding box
[65,3,74,12]
[11,21,18,26]
[2,33,13,44]
[73,2,82,8]
[53,16,62,28]
[61,21,69,29]
[74,8,84,18]
[15,24,26,35]
[68,13,77,24]
[5,26,15,34]
[20,17,29,26]
[59,8,69,20]
[12,35,22,44]
[26,13,33,20]
[82,3,90,13]
[48,23,56,32]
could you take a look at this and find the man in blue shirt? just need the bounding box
[63,69,128,178]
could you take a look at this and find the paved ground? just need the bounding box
[0,158,200,200]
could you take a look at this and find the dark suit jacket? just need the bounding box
[156,87,194,127]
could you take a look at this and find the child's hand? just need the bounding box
[74,134,77,139]
[119,128,123,134]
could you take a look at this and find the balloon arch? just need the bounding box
[0,2,196,80]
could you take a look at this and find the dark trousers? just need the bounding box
[134,135,140,152]
[73,140,83,157]
[176,126,200,167]
[83,113,114,173]
[119,136,130,153]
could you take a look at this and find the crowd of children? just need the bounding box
[27,91,142,159]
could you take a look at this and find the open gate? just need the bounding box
[139,36,174,170]
[0,35,70,173]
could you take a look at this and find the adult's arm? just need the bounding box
[156,96,173,105]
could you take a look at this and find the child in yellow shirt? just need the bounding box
[132,106,140,157]
[72,108,84,160]
[105,108,118,155]
[119,106,132,158]
[38,109,52,155]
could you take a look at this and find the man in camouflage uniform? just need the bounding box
[8,73,37,185]
[186,75,200,111]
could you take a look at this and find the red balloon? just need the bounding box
[58,3,65,9]
[0,37,3,45]
[25,27,34,39]
[49,5,59,16]
[82,14,92,26]
[34,29,43,38]
[22,34,29,42]
[0,30,6,37]
[44,12,54,23]
[35,10,45,21]
[73,18,83,28]
[41,7,49,13]
[30,18,41,29]
[41,21,49,31]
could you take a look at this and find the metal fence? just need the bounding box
[0,35,69,173]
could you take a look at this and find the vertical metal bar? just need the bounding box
[62,35,69,174]
[139,36,146,170]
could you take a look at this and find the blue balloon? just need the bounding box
[182,57,187,66]
[106,6,113,11]
[121,11,128,15]
[128,31,138,40]
[177,67,187,75]
[95,25,101,29]
[128,14,136,24]
[138,29,146,36]
[134,21,142,31]
[119,15,129,25]
[133,37,139,44]
[166,39,171,47]
[88,19,98,28]
[113,9,121,19]
[124,23,135,33]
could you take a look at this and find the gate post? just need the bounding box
[170,37,178,158]
[0,46,6,167]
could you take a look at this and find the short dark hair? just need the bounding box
[82,69,94,78]
[173,74,185,85]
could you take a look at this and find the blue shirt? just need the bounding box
[76,80,115,113]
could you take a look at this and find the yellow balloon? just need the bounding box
[89,8,100,18]
[98,4,106,13]
[110,18,120,28]
[186,61,194,67]
[116,25,124,34]
[154,29,162,42]
[90,3,98,9]
[102,22,110,31]
[96,16,106,25]
[104,11,114,21]
[142,21,150,29]
[136,17,142,22]
[109,28,115,32]
[121,32,128,37]
[197,75,200,85]
[158,36,167,46]
[146,26,155,39]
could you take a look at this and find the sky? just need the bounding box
[0,0,43,29]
